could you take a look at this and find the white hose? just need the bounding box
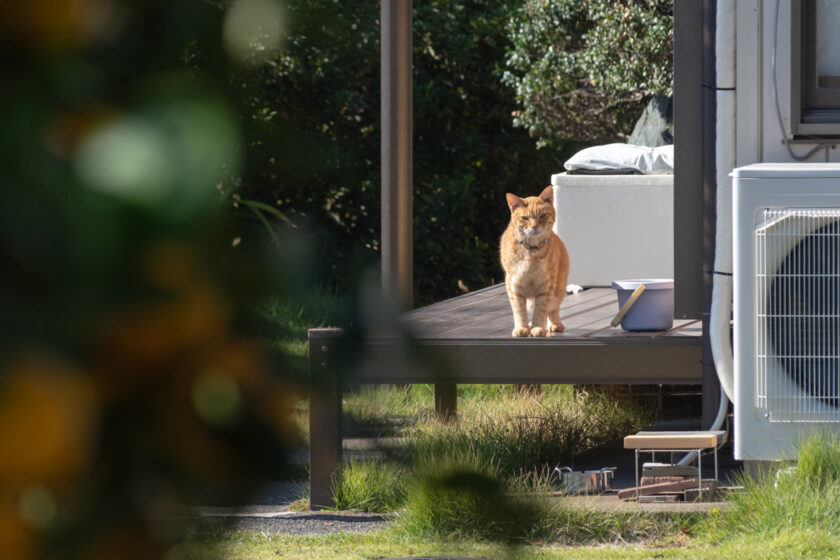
[710,0,736,404]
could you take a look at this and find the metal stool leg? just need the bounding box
[714,446,719,484]
[697,449,702,497]
[635,449,640,501]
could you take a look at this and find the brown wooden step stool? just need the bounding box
[622,430,727,501]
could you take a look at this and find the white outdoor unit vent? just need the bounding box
[734,163,840,461]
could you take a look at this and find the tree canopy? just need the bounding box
[232,0,568,305]
[226,0,674,304]
[503,0,673,147]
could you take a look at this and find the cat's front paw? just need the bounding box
[549,321,565,333]
[530,326,547,337]
[512,327,531,337]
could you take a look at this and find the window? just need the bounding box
[792,0,840,136]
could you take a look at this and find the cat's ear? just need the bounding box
[506,193,524,212]
[539,185,554,205]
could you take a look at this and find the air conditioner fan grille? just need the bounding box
[756,208,840,422]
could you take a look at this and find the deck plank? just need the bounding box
[359,283,703,385]
[406,284,611,323]
[402,286,703,342]
[405,284,507,322]
[406,287,619,339]
[432,290,613,338]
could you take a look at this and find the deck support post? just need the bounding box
[308,328,343,510]
[676,0,721,425]
[381,0,413,312]
[434,383,457,421]
[700,0,723,427]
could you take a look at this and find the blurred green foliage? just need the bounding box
[232,0,569,305]
[503,0,673,147]
[0,1,304,558]
[0,0,677,556]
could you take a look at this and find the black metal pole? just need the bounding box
[308,328,343,510]
[701,0,722,428]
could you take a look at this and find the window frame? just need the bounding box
[791,0,840,137]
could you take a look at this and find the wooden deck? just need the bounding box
[349,285,703,385]
[404,284,700,340]
[308,284,703,508]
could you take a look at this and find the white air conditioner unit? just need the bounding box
[734,163,840,461]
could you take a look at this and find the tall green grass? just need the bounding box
[392,456,684,545]
[331,459,406,512]
[795,432,840,488]
[331,389,654,524]
[341,384,578,437]
[402,390,652,476]
[702,431,840,551]
[393,455,552,543]
[342,384,435,436]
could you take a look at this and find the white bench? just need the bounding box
[551,173,673,287]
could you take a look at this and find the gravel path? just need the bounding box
[189,480,392,536]
[190,508,390,535]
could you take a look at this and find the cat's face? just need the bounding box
[506,186,555,242]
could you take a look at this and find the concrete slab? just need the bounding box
[555,493,732,514]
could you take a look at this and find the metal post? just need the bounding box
[676,0,721,427]
[381,0,413,312]
[635,449,640,501]
[674,0,705,319]
[700,0,723,428]
[308,328,343,510]
[698,448,703,496]
[434,383,457,421]
[714,446,719,483]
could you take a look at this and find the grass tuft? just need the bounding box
[331,459,406,513]
[393,458,690,546]
[704,431,840,542]
[794,431,840,489]
[343,384,434,436]
[402,390,652,477]
[393,456,553,544]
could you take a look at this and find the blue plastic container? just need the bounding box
[611,279,674,331]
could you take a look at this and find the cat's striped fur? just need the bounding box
[500,186,569,337]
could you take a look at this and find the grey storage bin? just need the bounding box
[611,279,674,331]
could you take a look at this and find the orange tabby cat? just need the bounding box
[500,186,569,337]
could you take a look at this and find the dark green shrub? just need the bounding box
[229,0,568,305]
[503,0,673,147]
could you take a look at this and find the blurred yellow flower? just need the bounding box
[0,354,96,486]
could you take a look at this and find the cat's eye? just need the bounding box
[520,216,529,221]
[539,213,547,220]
